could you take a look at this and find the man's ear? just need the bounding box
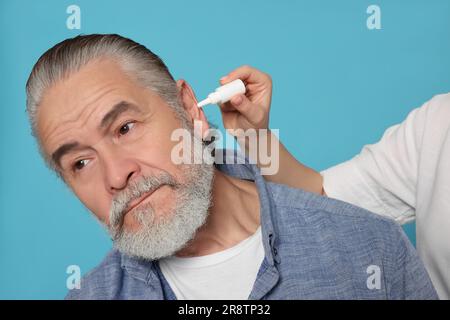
[176,79,209,138]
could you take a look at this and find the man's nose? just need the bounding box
[101,149,140,193]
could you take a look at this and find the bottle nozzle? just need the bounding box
[197,79,246,108]
[197,98,211,108]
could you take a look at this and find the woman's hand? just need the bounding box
[218,65,272,133]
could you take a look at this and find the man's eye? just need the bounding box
[118,122,135,136]
[72,159,89,171]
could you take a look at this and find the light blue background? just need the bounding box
[1,0,449,299]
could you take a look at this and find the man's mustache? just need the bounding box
[109,173,180,238]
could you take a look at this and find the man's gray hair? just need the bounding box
[26,34,189,171]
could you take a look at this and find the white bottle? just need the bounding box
[197,79,246,108]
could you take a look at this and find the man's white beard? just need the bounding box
[107,138,215,261]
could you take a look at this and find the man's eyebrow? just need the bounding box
[51,141,82,169]
[100,100,142,130]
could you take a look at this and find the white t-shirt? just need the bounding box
[321,93,450,299]
[159,226,264,300]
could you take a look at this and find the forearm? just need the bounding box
[238,130,324,195]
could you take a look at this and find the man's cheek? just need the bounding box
[133,141,177,171]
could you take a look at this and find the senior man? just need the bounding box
[26,34,437,299]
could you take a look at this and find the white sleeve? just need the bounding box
[321,99,431,225]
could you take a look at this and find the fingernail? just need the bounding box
[220,76,227,82]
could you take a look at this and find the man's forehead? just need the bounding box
[41,58,136,112]
[38,59,146,126]
[39,86,130,148]
[37,59,150,159]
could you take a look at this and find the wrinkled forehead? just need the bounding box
[38,58,143,122]
[35,58,157,162]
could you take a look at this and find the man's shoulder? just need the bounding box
[65,250,124,300]
[267,181,406,245]
[269,183,438,299]
[268,181,393,220]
